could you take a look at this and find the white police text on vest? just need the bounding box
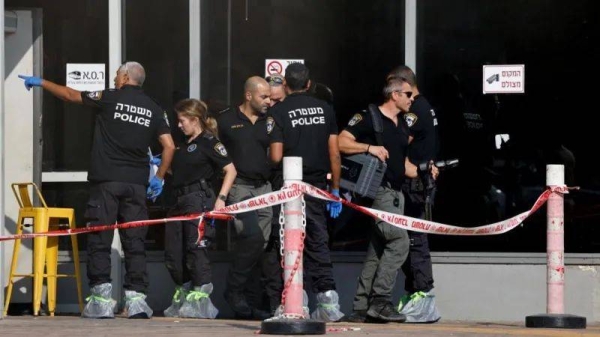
[113,103,152,127]
[288,107,326,128]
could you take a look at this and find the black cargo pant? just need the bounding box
[164,186,215,287]
[304,181,336,293]
[85,182,149,293]
[401,187,434,293]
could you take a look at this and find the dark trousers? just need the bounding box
[401,194,434,293]
[164,190,215,286]
[225,183,272,295]
[84,182,149,293]
[303,181,336,293]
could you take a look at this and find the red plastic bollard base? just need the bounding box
[261,318,326,335]
[526,313,586,329]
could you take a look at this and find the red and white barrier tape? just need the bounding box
[0,183,570,241]
[292,182,569,236]
[0,187,304,242]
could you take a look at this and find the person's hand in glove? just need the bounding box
[327,189,342,219]
[149,155,162,167]
[147,175,164,201]
[18,75,43,91]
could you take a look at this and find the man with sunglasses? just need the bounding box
[388,66,441,323]
[339,76,436,323]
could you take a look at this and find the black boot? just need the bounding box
[367,299,406,323]
[225,291,271,320]
[345,310,368,323]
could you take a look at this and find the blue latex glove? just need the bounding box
[18,75,42,91]
[327,189,342,219]
[147,175,164,200]
[149,155,162,167]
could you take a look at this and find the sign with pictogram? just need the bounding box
[483,64,525,94]
[66,63,106,91]
[265,59,304,77]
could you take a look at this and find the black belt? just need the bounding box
[234,176,268,188]
[173,180,212,197]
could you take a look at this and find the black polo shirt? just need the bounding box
[344,106,410,190]
[267,92,338,182]
[81,85,171,185]
[171,131,232,188]
[404,95,439,164]
[216,107,270,181]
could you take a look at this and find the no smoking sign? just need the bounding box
[264,59,304,77]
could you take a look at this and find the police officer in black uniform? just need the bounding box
[389,66,441,323]
[217,76,275,319]
[268,63,344,321]
[340,76,430,323]
[19,62,175,319]
[163,98,236,319]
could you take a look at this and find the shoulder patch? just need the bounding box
[404,113,418,128]
[86,91,103,101]
[266,117,275,134]
[348,113,363,126]
[214,142,228,157]
[187,143,197,152]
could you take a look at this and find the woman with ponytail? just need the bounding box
[163,98,236,319]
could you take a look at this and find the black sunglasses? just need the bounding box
[396,90,413,99]
[266,75,284,86]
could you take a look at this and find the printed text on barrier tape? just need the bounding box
[0,187,304,242]
[293,182,569,236]
[0,183,570,241]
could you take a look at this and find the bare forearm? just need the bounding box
[156,134,176,179]
[219,164,237,197]
[270,143,283,164]
[330,153,341,190]
[338,137,369,154]
[156,147,174,179]
[41,79,82,103]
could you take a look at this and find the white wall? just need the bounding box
[3,10,34,305]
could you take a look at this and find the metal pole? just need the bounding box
[282,157,304,317]
[261,157,325,335]
[1,0,7,319]
[526,164,585,329]
[189,0,201,99]
[404,0,417,71]
[108,0,124,310]
[546,164,565,314]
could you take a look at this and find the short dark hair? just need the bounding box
[387,65,417,87]
[285,63,310,91]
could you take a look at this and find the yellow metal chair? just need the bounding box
[4,182,83,316]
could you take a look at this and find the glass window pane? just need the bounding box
[5,0,109,172]
[417,0,599,253]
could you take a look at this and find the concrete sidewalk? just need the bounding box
[0,316,598,337]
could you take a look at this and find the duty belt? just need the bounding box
[234,176,267,188]
[174,179,212,197]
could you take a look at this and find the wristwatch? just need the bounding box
[218,194,227,201]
